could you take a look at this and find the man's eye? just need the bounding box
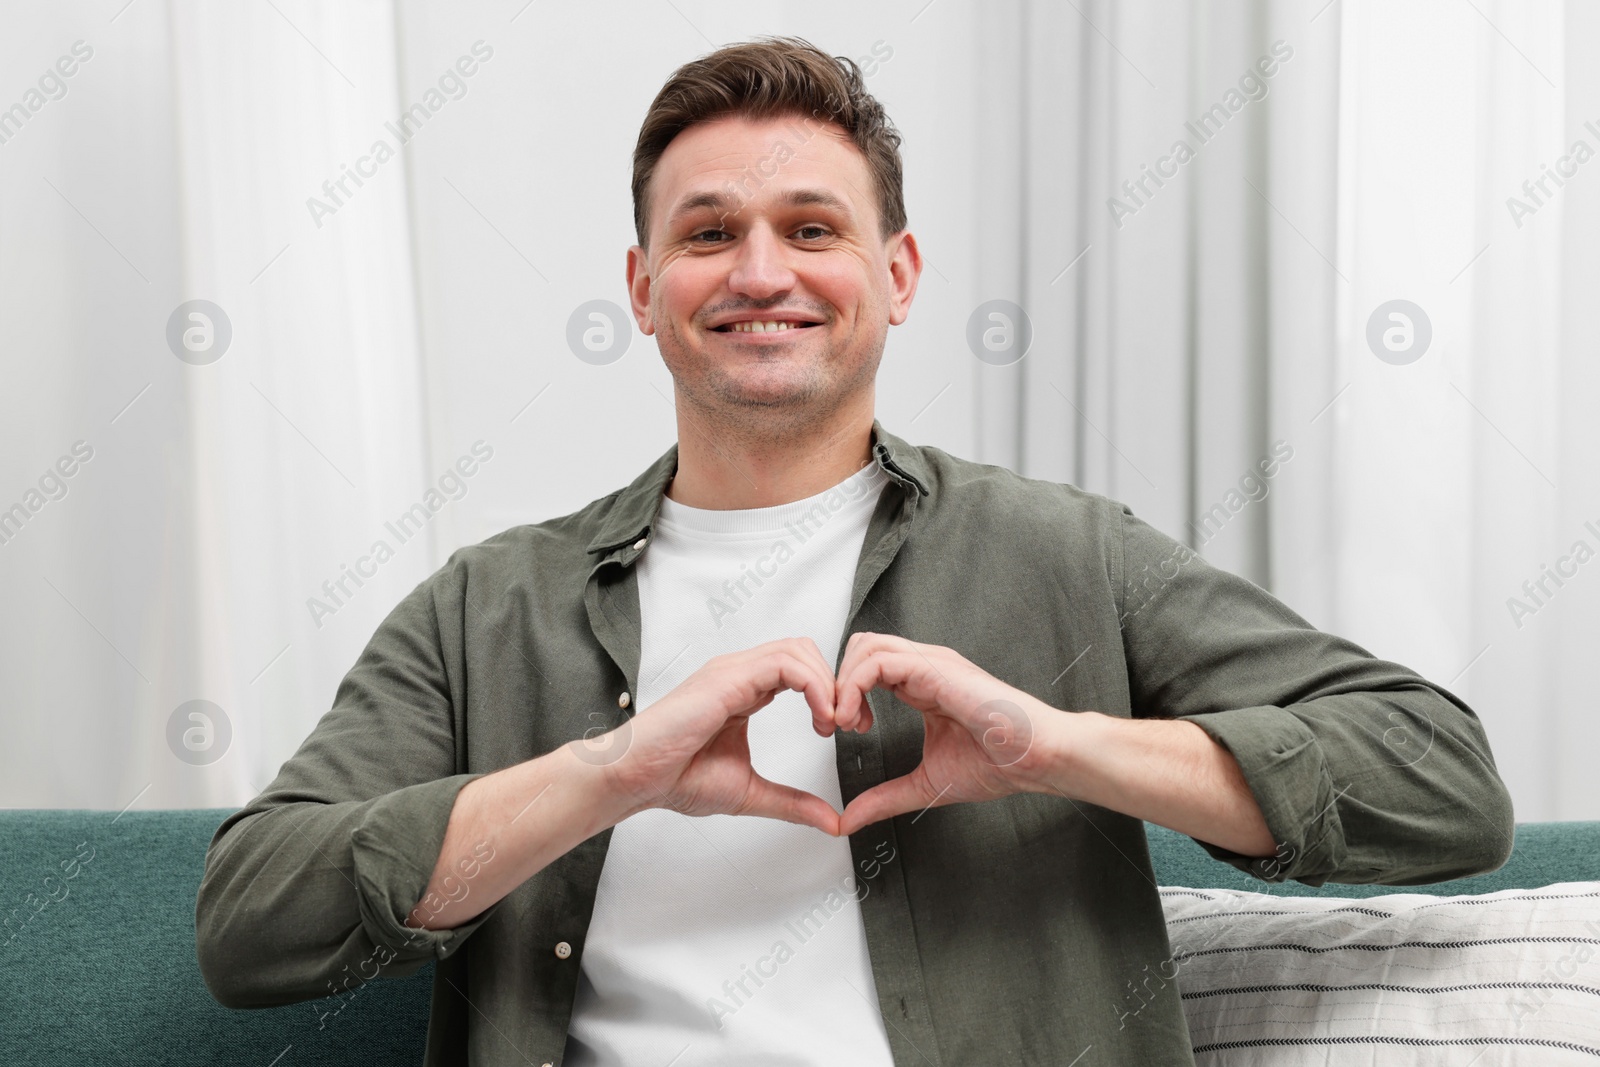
[690,225,831,245]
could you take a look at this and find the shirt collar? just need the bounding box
[584,417,931,558]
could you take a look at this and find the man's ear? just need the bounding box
[885,230,922,327]
[625,244,655,335]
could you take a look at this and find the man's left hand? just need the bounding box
[829,632,1070,837]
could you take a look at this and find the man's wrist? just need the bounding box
[1021,705,1278,858]
[554,740,651,833]
[1018,701,1103,800]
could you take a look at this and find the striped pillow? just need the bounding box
[1158,881,1600,1065]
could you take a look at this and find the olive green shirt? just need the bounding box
[195,419,1515,1066]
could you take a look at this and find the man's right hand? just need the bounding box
[580,637,854,836]
[408,637,856,932]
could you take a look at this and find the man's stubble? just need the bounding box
[654,296,887,450]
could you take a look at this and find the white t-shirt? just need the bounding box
[563,457,897,1066]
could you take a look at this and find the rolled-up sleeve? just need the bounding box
[195,561,504,1009]
[1114,504,1515,887]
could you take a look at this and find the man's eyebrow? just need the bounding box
[665,187,856,227]
[775,188,854,215]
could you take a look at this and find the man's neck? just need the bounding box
[665,405,876,511]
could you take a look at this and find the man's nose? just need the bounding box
[725,223,798,299]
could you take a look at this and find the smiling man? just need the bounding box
[196,36,1516,1067]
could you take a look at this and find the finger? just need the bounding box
[837,645,934,733]
[740,773,841,836]
[833,632,887,726]
[837,774,937,837]
[793,635,837,687]
[788,638,839,736]
[744,647,836,738]
[834,632,894,732]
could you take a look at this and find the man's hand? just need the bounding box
[829,631,1276,858]
[829,632,1062,837]
[590,637,849,836]
[411,637,865,934]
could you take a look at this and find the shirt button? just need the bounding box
[618,691,631,709]
[555,941,572,959]
[632,536,647,550]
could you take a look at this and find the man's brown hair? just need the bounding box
[631,35,906,250]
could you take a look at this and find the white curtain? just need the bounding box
[1331,0,1595,821]
[0,0,431,809]
[998,0,1342,628]
[991,0,1593,820]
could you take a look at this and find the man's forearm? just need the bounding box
[410,743,639,931]
[1032,709,1277,859]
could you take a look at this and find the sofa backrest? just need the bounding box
[1145,819,1600,896]
[2,808,1594,1065]
[2,808,433,1066]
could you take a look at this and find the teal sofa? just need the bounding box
[2,809,1595,1065]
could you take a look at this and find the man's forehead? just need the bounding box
[653,115,869,224]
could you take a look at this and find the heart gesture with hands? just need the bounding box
[588,632,1061,840]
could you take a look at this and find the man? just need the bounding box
[196,35,1515,1066]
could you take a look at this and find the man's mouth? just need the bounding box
[710,319,824,334]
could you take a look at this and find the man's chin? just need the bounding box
[721,385,818,409]
[705,372,826,410]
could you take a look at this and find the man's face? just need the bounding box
[626,113,919,427]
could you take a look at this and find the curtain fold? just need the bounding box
[1010,0,1340,599]
[164,0,434,807]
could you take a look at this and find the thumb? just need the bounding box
[838,773,935,837]
[739,773,842,836]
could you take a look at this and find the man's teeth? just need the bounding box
[722,320,810,333]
